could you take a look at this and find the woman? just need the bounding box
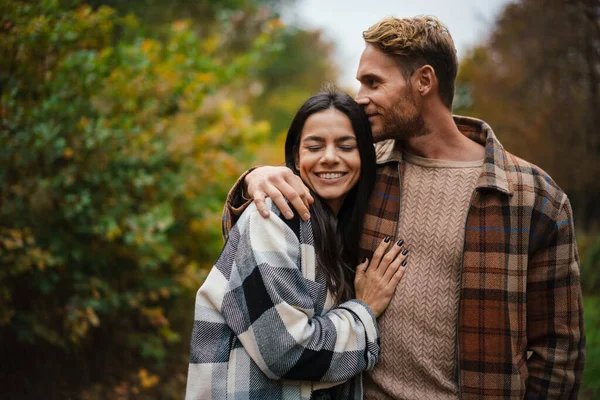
[186,87,408,399]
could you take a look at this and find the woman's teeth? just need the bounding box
[317,173,345,179]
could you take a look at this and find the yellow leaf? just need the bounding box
[172,20,190,32]
[63,147,74,159]
[220,100,235,113]
[196,72,215,85]
[267,18,284,30]
[138,368,160,389]
[86,307,100,327]
[78,116,89,129]
[201,35,220,53]
[140,39,154,53]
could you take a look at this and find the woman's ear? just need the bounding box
[294,153,300,170]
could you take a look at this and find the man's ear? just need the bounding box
[414,65,435,96]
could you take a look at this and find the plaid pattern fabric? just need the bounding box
[188,199,380,400]
[222,116,585,399]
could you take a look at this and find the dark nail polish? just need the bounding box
[401,260,407,267]
[396,239,404,246]
[402,249,408,255]
[384,236,390,243]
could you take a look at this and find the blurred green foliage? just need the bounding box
[1,0,271,347]
[578,231,600,395]
[0,0,338,397]
[579,233,600,296]
[251,27,339,136]
[582,296,600,397]
[578,232,600,396]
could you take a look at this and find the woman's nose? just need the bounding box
[321,145,338,163]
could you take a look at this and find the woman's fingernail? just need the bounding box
[261,210,270,217]
[384,236,390,243]
[285,210,294,219]
[401,260,407,267]
[303,213,310,220]
[402,249,408,255]
[396,239,404,246]
[363,257,368,263]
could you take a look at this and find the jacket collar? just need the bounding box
[374,115,513,195]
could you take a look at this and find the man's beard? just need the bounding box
[372,96,428,142]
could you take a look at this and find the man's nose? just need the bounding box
[355,86,369,105]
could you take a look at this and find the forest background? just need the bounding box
[0,0,598,398]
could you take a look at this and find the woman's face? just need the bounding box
[296,108,361,214]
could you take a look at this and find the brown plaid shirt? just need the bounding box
[222,116,585,399]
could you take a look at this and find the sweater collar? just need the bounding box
[374,115,513,195]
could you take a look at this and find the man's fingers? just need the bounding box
[253,192,270,218]
[245,166,311,220]
[305,188,314,205]
[263,184,295,220]
[282,175,312,221]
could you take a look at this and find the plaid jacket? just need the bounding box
[222,116,585,399]
[187,199,380,400]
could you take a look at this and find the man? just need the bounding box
[223,16,585,399]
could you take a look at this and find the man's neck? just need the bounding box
[403,110,485,162]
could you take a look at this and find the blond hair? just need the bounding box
[363,16,458,109]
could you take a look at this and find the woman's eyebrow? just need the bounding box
[302,135,357,143]
[301,135,325,142]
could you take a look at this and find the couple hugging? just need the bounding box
[186,15,585,400]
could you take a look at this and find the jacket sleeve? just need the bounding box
[221,203,380,383]
[526,196,585,399]
[221,168,257,240]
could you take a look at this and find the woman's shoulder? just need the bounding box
[237,198,303,241]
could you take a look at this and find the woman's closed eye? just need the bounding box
[339,145,357,152]
[306,146,323,152]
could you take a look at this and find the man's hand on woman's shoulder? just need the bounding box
[244,166,314,221]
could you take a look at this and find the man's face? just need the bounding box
[356,44,425,142]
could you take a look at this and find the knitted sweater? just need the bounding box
[364,153,483,400]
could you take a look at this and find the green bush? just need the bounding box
[579,233,600,295]
[582,297,600,397]
[579,233,600,397]
[0,0,278,396]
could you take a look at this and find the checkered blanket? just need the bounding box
[185,199,380,399]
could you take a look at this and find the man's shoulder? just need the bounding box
[503,150,568,206]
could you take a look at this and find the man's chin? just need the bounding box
[372,128,399,143]
[370,124,386,142]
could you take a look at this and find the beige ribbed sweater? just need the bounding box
[364,153,483,400]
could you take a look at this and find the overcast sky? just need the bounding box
[282,0,514,91]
